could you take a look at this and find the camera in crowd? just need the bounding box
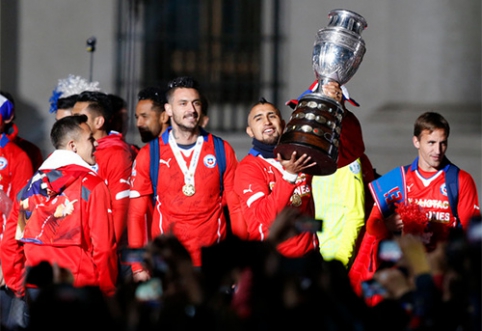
[361,278,386,299]
[378,239,402,264]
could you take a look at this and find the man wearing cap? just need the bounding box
[0,93,34,328]
[0,90,44,171]
[0,94,34,211]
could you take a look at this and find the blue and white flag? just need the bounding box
[368,166,407,218]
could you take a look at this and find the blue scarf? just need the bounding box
[250,138,276,158]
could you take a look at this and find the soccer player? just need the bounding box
[127,76,243,281]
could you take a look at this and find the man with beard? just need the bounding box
[135,86,170,143]
[232,92,345,257]
[127,76,244,281]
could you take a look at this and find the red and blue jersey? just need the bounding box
[95,132,133,245]
[367,164,480,246]
[128,128,241,267]
[234,153,318,258]
[1,158,118,297]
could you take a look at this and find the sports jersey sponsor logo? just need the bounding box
[204,154,217,168]
[293,184,312,196]
[408,197,449,209]
[440,183,448,197]
[0,157,7,170]
[243,185,253,194]
[427,211,451,222]
[160,158,171,168]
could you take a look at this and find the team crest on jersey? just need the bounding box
[0,157,7,170]
[349,161,361,174]
[204,154,217,168]
[440,183,448,197]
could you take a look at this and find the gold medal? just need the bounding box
[182,184,196,197]
[291,193,302,207]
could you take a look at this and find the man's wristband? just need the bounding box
[283,172,298,184]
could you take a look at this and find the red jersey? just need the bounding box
[0,133,33,203]
[234,152,318,258]
[94,133,133,245]
[338,109,365,168]
[350,160,480,302]
[367,164,480,246]
[0,133,33,244]
[128,129,242,267]
[1,151,118,297]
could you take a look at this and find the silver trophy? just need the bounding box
[274,9,367,176]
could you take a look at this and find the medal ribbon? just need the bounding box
[169,131,204,190]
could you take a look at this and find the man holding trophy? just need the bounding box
[233,83,343,257]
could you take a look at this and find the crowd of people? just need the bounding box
[0,74,479,331]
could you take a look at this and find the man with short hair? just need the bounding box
[1,115,118,300]
[349,111,481,302]
[367,112,480,246]
[127,76,243,281]
[233,97,320,257]
[135,86,170,143]
[54,94,79,121]
[72,91,133,248]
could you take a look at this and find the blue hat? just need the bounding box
[0,94,15,122]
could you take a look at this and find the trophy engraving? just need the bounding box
[274,9,367,176]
